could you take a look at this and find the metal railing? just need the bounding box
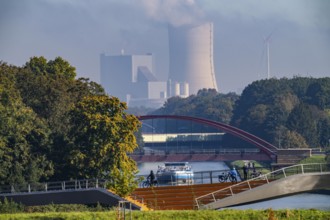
[195,163,329,209]
[129,193,145,205]
[136,167,271,187]
[136,169,238,187]
[0,179,107,195]
[130,148,261,156]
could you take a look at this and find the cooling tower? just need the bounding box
[168,22,218,95]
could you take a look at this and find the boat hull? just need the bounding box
[156,171,194,184]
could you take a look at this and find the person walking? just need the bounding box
[230,167,238,182]
[242,164,248,180]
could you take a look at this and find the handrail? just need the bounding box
[129,193,144,204]
[0,179,108,195]
[136,168,241,186]
[195,163,329,209]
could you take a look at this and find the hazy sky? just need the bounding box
[1,0,329,94]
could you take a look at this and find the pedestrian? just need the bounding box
[230,167,238,177]
[147,170,155,186]
[242,164,248,180]
[230,167,238,182]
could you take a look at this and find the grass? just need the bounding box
[1,209,330,220]
[228,160,272,175]
[299,155,326,164]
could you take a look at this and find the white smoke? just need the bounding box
[140,0,204,27]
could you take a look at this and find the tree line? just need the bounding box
[151,78,330,150]
[0,57,140,196]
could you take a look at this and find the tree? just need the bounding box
[25,56,76,80]
[318,118,330,148]
[274,127,309,149]
[67,95,141,196]
[47,57,76,80]
[229,77,329,149]
[287,103,318,147]
[155,89,238,124]
[305,78,330,110]
[0,62,53,185]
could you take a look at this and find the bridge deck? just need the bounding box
[196,163,330,209]
[204,172,330,209]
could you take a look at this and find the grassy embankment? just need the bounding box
[228,155,327,174]
[1,209,330,220]
[298,154,326,164]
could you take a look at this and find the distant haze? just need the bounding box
[0,0,329,94]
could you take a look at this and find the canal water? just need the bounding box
[137,161,228,175]
[137,161,330,210]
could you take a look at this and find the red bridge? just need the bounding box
[137,115,278,159]
[136,115,311,164]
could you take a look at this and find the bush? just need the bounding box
[0,198,24,213]
[0,199,114,214]
[24,203,112,213]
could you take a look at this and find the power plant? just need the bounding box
[168,22,218,96]
[100,52,167,108]
[100,22,218,108]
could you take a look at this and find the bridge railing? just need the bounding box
[0,179,108,195]
[136,169,242,187]
[195,163,329,209]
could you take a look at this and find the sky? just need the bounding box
[0,0,329,94]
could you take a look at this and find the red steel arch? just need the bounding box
[137,115,278,158]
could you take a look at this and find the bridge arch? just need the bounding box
[137,115,278,159]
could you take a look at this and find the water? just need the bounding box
[137,161,228,175]
[228,193,330,210]
[137,161,330,210]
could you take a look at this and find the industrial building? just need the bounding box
[100,22,218,108]
[168,22,218,95]
[100,52,167,108]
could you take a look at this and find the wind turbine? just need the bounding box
[264,33,273,79]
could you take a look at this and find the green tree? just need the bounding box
[155,89,238,124]
[318,118,330,148]
[25,56,76,79]
[46,57,76,80]
[305,78,330,110]
[229,77,329,149]
[0,62,53,184]
[279,129,309,149]
[287,103,318,147]
[15,58,109,181]
[67,95,141,196]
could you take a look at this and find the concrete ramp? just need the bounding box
[196,163,330,210]
[205,172,330,209]
[0,188,141,210]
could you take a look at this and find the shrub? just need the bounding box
[0,198,24,213]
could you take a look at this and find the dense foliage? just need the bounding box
[0,57,140,196]
[154,88,239,124]
[151,78,330,150]
[228,77,330,149]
